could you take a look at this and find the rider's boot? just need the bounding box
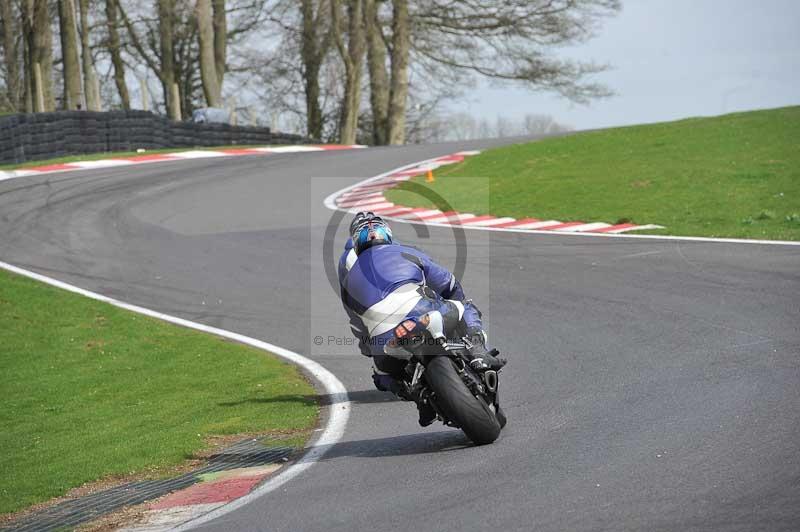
[417,399,437,427]
[465,328,507,371]
[372,368,412,400]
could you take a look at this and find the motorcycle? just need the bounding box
[383,302,507,445]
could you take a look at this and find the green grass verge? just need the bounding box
[0,268,318,515]
[0,145,270,171]
[385,106,800,240]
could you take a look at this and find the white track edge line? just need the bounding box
[0,260,350,530]
[323,156,800,247]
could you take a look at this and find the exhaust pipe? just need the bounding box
[483,370,498,393]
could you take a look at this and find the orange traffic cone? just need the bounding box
[426,170,435,183]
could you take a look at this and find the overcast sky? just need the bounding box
[457,0,800,129]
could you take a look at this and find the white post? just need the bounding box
[228,97,237,125]
[93,75,102,111]
[33,62,45,112]
[139,78,149,111]
[170,82,181,120]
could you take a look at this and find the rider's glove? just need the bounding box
[467,327,488,347]
[466,326,489,353]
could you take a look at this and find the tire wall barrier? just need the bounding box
[0,111,311,165]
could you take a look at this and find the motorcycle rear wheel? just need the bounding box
[426,356,501,445]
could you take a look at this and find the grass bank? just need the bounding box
[0,268,318,515]
[385,106,800,240]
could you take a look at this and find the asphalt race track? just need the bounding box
[1,140,799,532]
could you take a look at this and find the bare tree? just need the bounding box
[386,0,409,144]
[119,0,265,119]
[330,0,365,144]
[433,111,572,141]
[412,1,621,102]
[495,115,513,138]
[477,117,492,139]
[196,0,227,107]
[354,0,618,143]
[362,0,388,145]
[302,0,618,144]
[239,0,342,139]
[21,0,56,112]
[447,112,478,141]
[300,0,332,139]
[35,0,55,111]
[252,0,475,144]
[104,0,130,109]
[158,0,181,118]
[58,0,83,110]
[197,0,222,106]
[522,113,571,135]
[119,0,182,118]
[79,0,101,110]
[1,0,613,143]
[212,0,226,86]
[0,0,22,111]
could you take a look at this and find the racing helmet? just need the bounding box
[350,211,393,254]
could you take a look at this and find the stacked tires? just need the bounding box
[0,110,312,166]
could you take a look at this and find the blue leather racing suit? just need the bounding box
[338,238,482,375]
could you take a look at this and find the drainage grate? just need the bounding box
[3,437,293,532]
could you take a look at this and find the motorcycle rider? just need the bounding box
[337,211,504,426]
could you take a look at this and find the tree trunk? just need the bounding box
[300,0,324,140]
[23,49,33,112]
[363,0,388,145]
[79,0,100,110]
[331,0,365,145]
[22,0,54,111]
[105,0,130,109]
[196,0,221,107]
[58,0,82,110]
[212,0,226,90]
[21,9,33,113]
[24,0,39,111]
[158,0,180,119]
[32,0,55,111]
[304,61,323,140]
[0,0,21,111]
[386,0,408,145]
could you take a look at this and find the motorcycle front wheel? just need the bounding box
[425,356,501,445]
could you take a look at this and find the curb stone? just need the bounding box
[0,144,366,182]
[330,151,664,234]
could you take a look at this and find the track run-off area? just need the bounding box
[1,139,798,531]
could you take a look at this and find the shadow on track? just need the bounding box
[309,430,473,461]
[220,390,476,458]
[218,389,403,408]
[221,389,477,458]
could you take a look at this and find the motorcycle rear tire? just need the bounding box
[426,356,501,445]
